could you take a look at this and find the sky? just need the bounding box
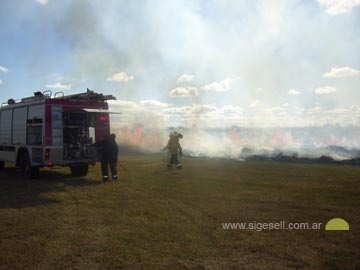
[1,0,360,128]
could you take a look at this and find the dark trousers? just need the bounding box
[101,159,117,179]
[168,154,180,166]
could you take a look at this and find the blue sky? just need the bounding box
[1,0,360,128]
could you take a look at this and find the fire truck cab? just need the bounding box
[0,89,118,178]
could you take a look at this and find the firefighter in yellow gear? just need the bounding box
[163,132,183,169]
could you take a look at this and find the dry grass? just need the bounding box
[0,154,359,270]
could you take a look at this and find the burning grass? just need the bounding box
[0,155,359,269]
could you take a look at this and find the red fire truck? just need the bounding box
[0,89,118,178]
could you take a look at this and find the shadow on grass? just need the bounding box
[0,167,101,209]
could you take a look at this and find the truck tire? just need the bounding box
[0,161,4,170]
[70,164,89,177]
[19,152,39,179]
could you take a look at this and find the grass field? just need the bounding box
[0,154,359,270]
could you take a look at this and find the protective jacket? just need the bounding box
[102,137,119,162]
[164,137,182,155]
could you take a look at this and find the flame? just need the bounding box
[227,127,243,145]
[116,125,166,152]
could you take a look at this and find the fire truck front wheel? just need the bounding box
[19,152,39,179]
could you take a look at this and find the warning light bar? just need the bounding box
[99,116,109,122]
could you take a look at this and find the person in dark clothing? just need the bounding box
[101,133,119,182]
[163,131,183,169]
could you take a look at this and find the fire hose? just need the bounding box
[116,160,167,178]
[138,162,164,167]
[117,161,141,177]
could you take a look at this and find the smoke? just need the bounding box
[109,112,360,160]
[9,0,357,107]
[45,1,360,160]
[179,126,360,160]
[1,0,359,160]
[107,99,360,160]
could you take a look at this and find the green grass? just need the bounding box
[0,155,359,270]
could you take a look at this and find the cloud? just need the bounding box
[221,105,243,114]
[0,79,2,85]
[176,74,194,83]
[163,104,216,116]
[163,106,192,115]
[317,0,360,15]
[191,104,218,114]
[107,72,134,82]
[306,105,322,114]
[108,98,360,129]
[249,100,263,108]
[0,66,8,73]
[169,86,199,97]
[265,106,286,114]
[202,77,234,92]
[2,1,359,129]
[288,89,301,95]
[323,66,360,78]
[315,86,337,95]
[108,100,138,110]
[166,104,221,116]
[163,103,245,127]
[45,82,71,90]
[34,0,48,5]
[140,99,171,108]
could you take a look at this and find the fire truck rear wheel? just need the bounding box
[70,165,89,177]
[19,152,39,179]
[0,161,4,170]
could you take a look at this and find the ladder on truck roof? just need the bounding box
[57,89,116,101]
[1,90,51,108]
[1,89,116,108]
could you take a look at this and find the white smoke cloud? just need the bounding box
[249,100,263,108]
[46,82,71,90]
[315,86,337,95]
[176,73,194,83]
[323,66,360,78]
[163,104,218,119]
[107,100,245,129]
[107,72,134,82]
[188,125,360,160]
[169,87,199,97]
[317,0,360,15]
[163,103,245,128]
[1,1,360,131]
[105,98,360,159]
[288,89,301,95]
[115,124,360,160]
[306,105,322,114]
